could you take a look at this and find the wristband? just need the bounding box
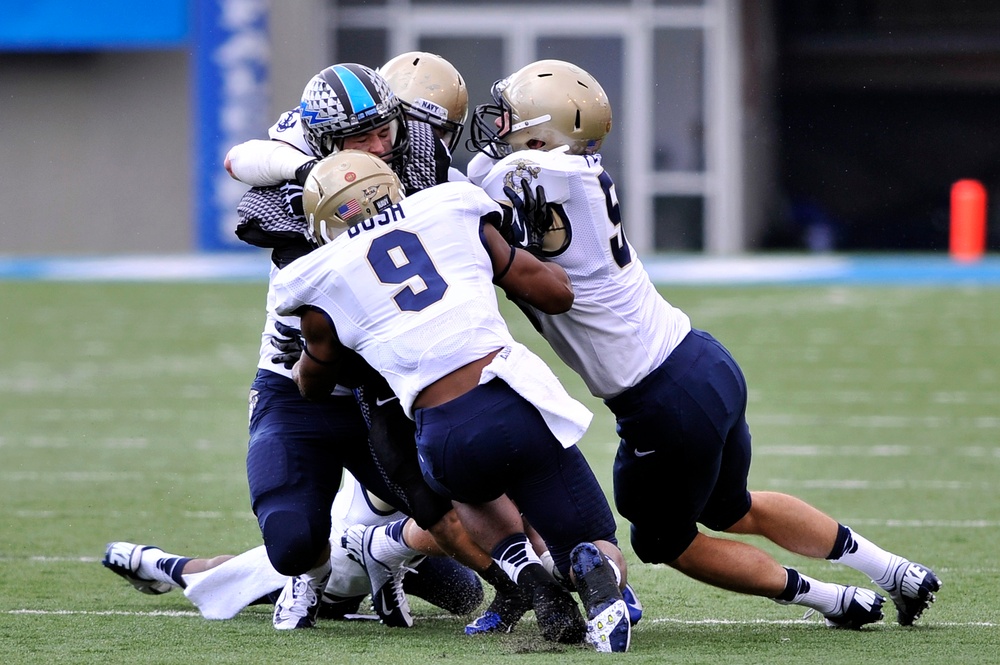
[493,245,518,283]
[302,341,338,366]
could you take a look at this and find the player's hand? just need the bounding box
[270,320,304,369]
[503,178,553,256]
[294,159,318,187]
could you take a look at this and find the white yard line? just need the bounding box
[4,608,995,628]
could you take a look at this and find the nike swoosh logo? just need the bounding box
[633,449,656,457]
[375,396,398,406]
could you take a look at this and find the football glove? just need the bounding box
[503,178,553,256]
[294,159,318,187]
[270,320,304,369]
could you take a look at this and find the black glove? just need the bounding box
[502,178,553,256]
[294,159,318,187]
[270,320,304,369]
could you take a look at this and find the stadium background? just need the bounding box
[2,0,999,258]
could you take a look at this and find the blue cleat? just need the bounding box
[570,542,631,652]
[465,583,532,635]
[623,582,643,626]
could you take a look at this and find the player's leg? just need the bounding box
[247,370,363,629]
[402,554,484,615]
[732,491,940,625]
[350,383,522,628]
[503,440,629,653]
[415,382,588,645]
[613,330,885,629]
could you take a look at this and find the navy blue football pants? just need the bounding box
[608,329,753,564]
[246,369,412,576]
[414,377,618,579]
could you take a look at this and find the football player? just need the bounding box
[220,62,521,631]
[468,59,941,630]
[271,150,633,652]
[377,51,468,178]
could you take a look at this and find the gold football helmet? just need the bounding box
[469,59,612,159]
[302,150,405,245]
[379,52,469,153]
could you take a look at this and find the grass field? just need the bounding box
[1,279,999,664]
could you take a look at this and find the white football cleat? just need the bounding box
[885,561,941,626]
[273,569,331,630]
[823,586,885,630]
[341,524,420,628]
[102,542,174,595]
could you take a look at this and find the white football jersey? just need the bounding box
[254,266,352,396]
[272,181,515,417]
[479,150,692,399]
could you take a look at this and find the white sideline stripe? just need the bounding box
[12,510,255,521]
[647,617,998,628]
[840,518,1000,528]
[766,479,991,491]
[752,414,1000,429]
[9,609,201,617]
[757,445,1000,457]
[8,514,996,528]
[6,609,994,628]
[8,557,1000,575]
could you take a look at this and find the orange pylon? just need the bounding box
[950,179,987,262]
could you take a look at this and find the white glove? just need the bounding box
[225,139,314,186]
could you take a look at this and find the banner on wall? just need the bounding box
[0,0,188,50]
[194,0,271,251]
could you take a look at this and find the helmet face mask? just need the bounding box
[468,93,514,160]
[379,52,469,154]
[299,63,410,167]
[302,150,405,245]
[469,60,612,158]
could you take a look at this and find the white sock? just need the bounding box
[832,527,906,590]
[369,519,421,567]
[305,559,332,585]
[789,572,844,615]
[138,546,186,587]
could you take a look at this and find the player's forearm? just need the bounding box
[291,356,339,400]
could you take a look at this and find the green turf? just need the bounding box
[1,281,998,663]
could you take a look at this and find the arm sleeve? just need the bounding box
[227,140,314,186]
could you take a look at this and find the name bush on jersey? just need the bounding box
[347,202,406,239]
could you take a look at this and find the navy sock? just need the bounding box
[777,567,808,602]
[826,524,855,560]
[157,557,192,588]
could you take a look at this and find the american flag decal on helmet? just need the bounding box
[338,199,362,218]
